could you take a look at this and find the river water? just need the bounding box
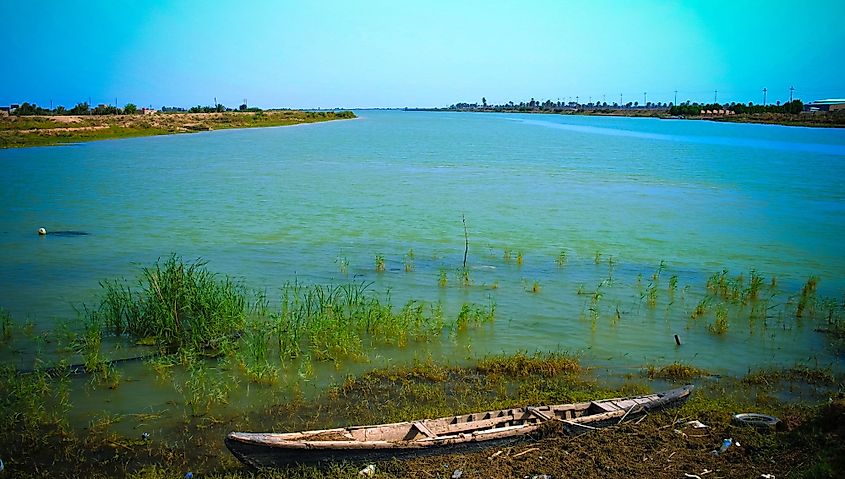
[1,111,844,385]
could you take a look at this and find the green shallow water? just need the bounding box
[1,111,844,389]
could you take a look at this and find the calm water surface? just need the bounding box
[2,111,844,384]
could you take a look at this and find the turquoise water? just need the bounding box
[1,111,844,381]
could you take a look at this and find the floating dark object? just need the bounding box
[45,230,90,237]
[226,385,693,469]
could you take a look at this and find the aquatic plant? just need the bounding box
[691,297,710,320]
[0,307,12,342]
[335,255,349,275]
[269,281,479,361]
[645,281,658,308]
[503,249,512,263]
[796,276,819,318]
[404,249,415,272]
[456,267,472,287]
[437,268,448,288]
[594,251,601,264]
[374,253,386,272]
[93,255,247,355]
[516,251,524,266]
[531,280,541,293]
[645,362,710,380]
[555,250,567,267]
[180,359,236,414]
[708,303,729,334]
[476,351,580,377]
[455,301,495,333]
[668,274,679,298]
[240,320,279,384]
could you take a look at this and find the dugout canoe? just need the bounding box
[226,384,693,469]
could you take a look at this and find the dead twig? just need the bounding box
[512,447,539,458]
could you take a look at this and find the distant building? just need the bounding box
[10,103,19,113]
[141,108,157,115]
[805,99,845,112]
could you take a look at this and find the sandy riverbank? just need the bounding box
[0,110,356,148]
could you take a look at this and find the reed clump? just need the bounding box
[0,307,12,342]
[271,281,462,361]
[742,366,835,387]
[476,351,580,377]
[93,255,247,354]
[645,362,710,381]
[455,301,495,332]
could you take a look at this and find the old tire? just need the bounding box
[731,413,781,430]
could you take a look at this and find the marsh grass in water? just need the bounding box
[93,255,246,355]
[0,306,12,342]
[645,362,710,381]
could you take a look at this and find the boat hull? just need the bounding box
[226,385,692,469]
[226,433,529,469]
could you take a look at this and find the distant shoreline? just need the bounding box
[0,110,357,149]
[405,107,845,129]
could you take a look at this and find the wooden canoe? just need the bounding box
[226,384,693,469]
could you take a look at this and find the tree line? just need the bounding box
[668,100,804,116]
[8,101,266,116]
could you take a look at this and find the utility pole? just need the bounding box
[714,89,718,103]
[576,95,579,105]
[763,88,768,105]
[789,86,795,103]
[620,93,623,105]
[674,90,678,105]
[643,92,647,106]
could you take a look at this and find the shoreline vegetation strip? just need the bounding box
[1,255,844,477]
[406,107,845,128]
[0,110,356,148]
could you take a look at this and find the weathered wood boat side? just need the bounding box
[225,385,693,469]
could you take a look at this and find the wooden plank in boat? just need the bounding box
[437,414,516,435]
[412,421,436,438]
[526,407,552,421]
[591,401,618,413]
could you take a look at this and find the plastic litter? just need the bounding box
[185,473,193,479]
[712,438,733,455]
[141,432,150,440]
[0,457,4,472]
[760,475,775,479]
[451,469,463,479]
[359,464,376,476]
[684,475,702,479]
[685,420,708,429]
[531,475,551,479]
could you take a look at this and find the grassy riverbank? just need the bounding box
[0,110,356,148]
[1,353,842,479]
[1,256,842,478]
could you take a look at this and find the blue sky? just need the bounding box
[2,0,843,109]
